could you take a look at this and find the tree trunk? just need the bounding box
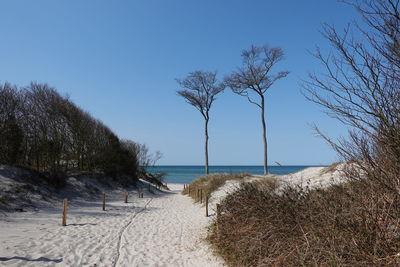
[261,95,268,175]
[204,118,209,175]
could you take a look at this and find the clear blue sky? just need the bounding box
[0,0,360,165]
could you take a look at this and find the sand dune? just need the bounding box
[0,184,224,267]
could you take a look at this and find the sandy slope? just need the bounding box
[279,165,345,188]
[206,165,346,214]
[0,184,224,267]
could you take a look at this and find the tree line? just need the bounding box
[0,82,154,187]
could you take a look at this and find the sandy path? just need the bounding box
[116,185,222,266]
[0,184,224,267]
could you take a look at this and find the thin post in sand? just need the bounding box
[124,191,128,203]
[205,195,209,217]
[188,186,191,195]
[62,198,68,226]
[102,193,106,211]
[200,189,203,204]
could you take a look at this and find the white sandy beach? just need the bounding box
[0,184,224,267]
[0,165,345,267]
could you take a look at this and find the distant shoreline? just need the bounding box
[147,165,329,184]
[151,164,329,167]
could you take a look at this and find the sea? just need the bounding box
[147,165,321,184]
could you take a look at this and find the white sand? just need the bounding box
[279,164,346,188]
[0,184,224,267]
[0,165,346,266]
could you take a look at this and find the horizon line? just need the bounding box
[149,164,330,167]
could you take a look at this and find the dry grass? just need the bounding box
[208,175,400,266]
[319,161,341,175]
[181,173,251,203]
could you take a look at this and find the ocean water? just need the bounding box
[147,165,320,184]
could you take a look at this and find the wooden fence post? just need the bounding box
[188,186,191,196]
[124,191,128,203]
[62,198,68,226]
[200,189,203,204]
[205,195,209,217]
[102,193,106,211]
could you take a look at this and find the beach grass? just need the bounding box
[181,173,252,203]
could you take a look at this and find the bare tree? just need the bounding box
[298,2,400,262]
[126,141,162,168]
[176,71,225,175]
[303,0,400,189]
[0,83,23,165]
[225,45,289,174]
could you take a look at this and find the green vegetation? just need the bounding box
[0,82,143,187]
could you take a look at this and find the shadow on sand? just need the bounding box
[0,256,62,263]
[68,223,97,226]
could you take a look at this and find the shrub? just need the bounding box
[0,82,142,186]
[208,175,400,266]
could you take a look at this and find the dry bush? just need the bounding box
[209,1,400,265]
[182,173,251,203]
[208,177,400,266]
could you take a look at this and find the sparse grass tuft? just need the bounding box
[320,161,342,175]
